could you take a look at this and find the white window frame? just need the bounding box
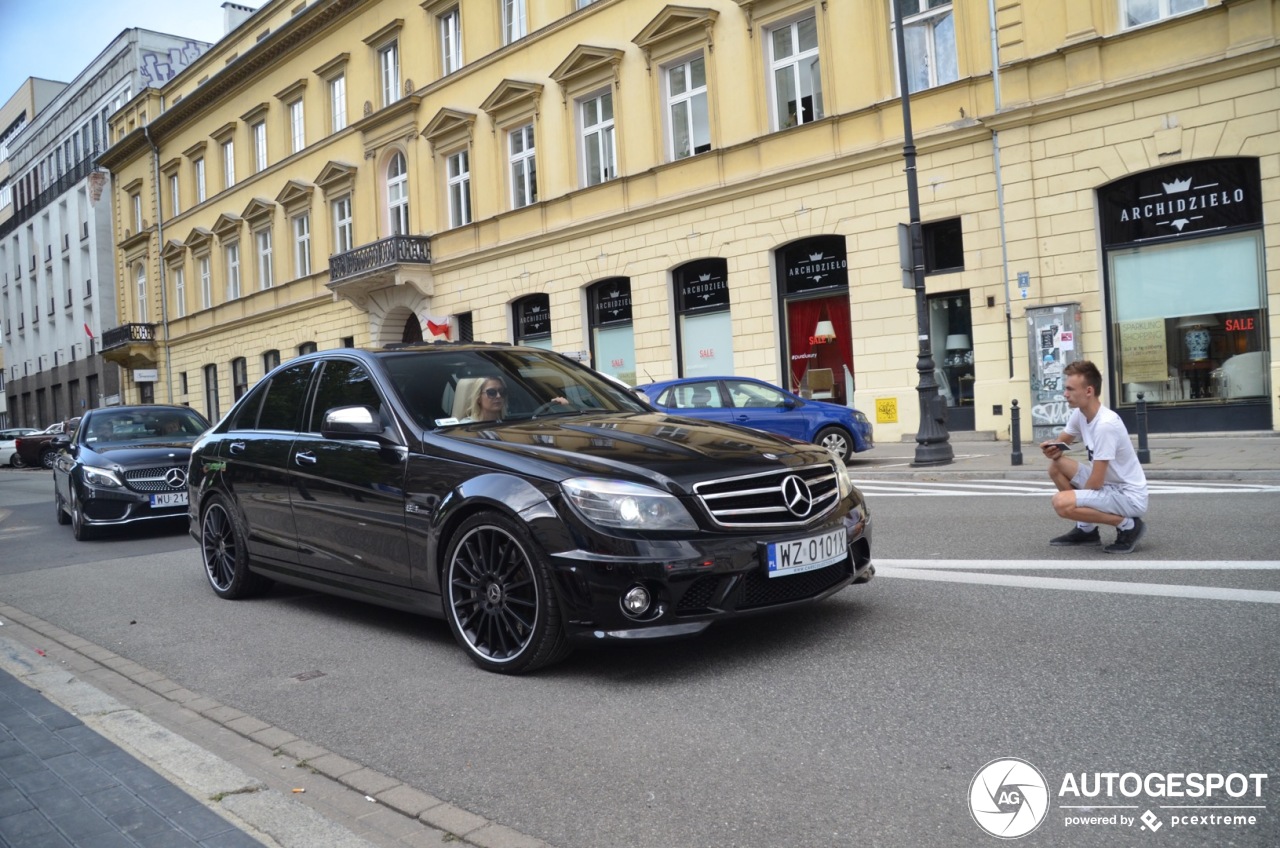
[766,14,824,131]
[173,265,186,318]
[1122,0,1205,28]
[333,195,353,253]
[289,99,305,154]
[330,74,347,133]
[195,158,206,203]
[440,8,462,75]
[199,255,212,308]
[135,264,147,322]
[222,140,236,189]
[379,41,400,108]
[579,90,616,187]
[664,54,710,161]
[508,123,536,209]
[253,121,267,172]
[501,0,526,45]
[132,193,143,231]
[256,228,274,289]
[447,149,471,228]
[226,241,241,300]
[387,152,409,235]
[169,173,181,216]
[293,213,311,277]
[891,0,958,93]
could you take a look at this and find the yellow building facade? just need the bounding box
[100,0,1279,440]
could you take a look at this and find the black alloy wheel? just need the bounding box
[815,425,853,463]
[69,486,95,541]
[444,511,570,674]
[40,449,56,469]
[200,495,271,599]
[11,453,27,469]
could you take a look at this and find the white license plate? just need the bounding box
[766,528,847,578]
[150,491,188,507]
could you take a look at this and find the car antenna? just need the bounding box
[643,368,654,383]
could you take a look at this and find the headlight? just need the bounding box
[562,478,697,531]
[853,411,870,425]
[832,460,853,499]
[81,465,123,488]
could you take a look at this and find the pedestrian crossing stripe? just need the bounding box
[853,479,1280,496]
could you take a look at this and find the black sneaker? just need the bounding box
[1050,526,1101,546]
[1104,518,1147,554]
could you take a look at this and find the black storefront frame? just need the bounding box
[672,258,731,378]
[1098,158,1271,434]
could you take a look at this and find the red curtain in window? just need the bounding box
[785,296,852,403]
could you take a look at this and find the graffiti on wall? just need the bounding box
[139,42,209,86]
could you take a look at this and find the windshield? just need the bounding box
[81,409,210,446]
[380,348,650,430]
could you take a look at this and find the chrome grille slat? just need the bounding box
[124,465,186,493]
[692,462,841,528]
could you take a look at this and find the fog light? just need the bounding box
[621,585,651,617]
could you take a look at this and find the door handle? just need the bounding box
[294,451,317,465]
[228,441,245,454]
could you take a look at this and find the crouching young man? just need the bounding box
[1042,360,1149,554]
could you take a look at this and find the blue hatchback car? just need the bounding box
[635,376,874,462]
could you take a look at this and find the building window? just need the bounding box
[173,266,186,318]
[1122,0,1205,28]
[252,121,267,172]
[231,357,249,400]
[892,0,958,92]
[298,341,317,356]
[666,55,709,160]
[222,140,236,189]
[329,74,347,133]
[135,264,147,323]
[289,99,305,154]
[673,258,732,378]
[333,195,353,252]
[195,158,206,202]
[768,15,823,130]
[132,193,143,231]
[512,293,552,348]
[923,218,964,273]
[447,149,471,228]
[199,255,212,308]
[169,173,181,217]
[580,91,615,187]
[588,278,635,385]
[501,0,526,45]
[379,42,400,108]
[387,152,409,235]
[203,364,220,421]
[225,241,241,300]
[439,8,462,75]
[256,228,273,289]
[293,213,311,277]
[509,123,536,209]
[263,349,280,374]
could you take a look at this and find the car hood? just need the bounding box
[80,443,195,467]
[435,412,834,488]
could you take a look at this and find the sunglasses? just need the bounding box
[484,388,507,398]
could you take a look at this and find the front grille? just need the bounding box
[676,576,721,612]
[693,463,840,528]
[124,465,185,493]
[736,562,850,609]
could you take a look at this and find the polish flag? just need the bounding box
[84,323,94,339]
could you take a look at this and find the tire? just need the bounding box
[200,495,271,599]
[55,488,70,525]
[815,425,854,463]
[11,454,27,469]
[40,449,57,469]
[443,511,571,674]
[69,486,96,541]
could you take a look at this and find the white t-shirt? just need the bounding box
[1063,405,1148,512]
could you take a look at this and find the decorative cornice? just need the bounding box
[480,79,544,124]
[314,160,358,193]
[211,121,238,143]
[550,45,626,97]
[422,108,476,151]
[241,197,278,225]
[211,212,243,240]
[313,52,350,79]
[274,79,308,103]
[362,18,404,48]
[633,6,719,70]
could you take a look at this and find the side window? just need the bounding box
[308,360,382,432]
[256,363,315,431]
[670,381,722,409]
[727,380,787,408]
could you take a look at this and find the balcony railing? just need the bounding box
[329,234,431,284]
[0,150,101,240]
[102,322,157,351]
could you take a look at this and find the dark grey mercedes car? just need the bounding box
[187,343,873,673]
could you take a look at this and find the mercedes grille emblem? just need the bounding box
[780,475,814,518]
[165,467,188,488]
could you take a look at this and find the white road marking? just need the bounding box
[880,559,1280,570]
[855,479,1280,496]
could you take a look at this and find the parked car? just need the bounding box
[188,343,874,674]
[15,420,80,470]
[634,376,874,463]
[1,427,40,467]
[53,406,211,541]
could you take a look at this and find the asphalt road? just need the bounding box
[1,468,1277,848]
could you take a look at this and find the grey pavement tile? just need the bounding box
[19,733,74,760]
[198,828,267,848]
[50,760,117,795]
[10,767,63,795]
[0,785,35,816]
[106,804,173,839]
[134,829,202,848]
[84,785,143,817]
[169,804,237,841]
[61,829,135,848]
[34,711,82,733]
[0,808,64,845]
[50,807,119,841]
[57,724,120,756]
[0,740,23,760]
[89,748,144,772]
[9,830,73,848]
[0,752,44,777]
[26,786,85,820]
[115,765,173,794]
[141,783,201,815]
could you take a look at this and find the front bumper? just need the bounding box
[78,483,189,527]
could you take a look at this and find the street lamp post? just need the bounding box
[894,11,954,468]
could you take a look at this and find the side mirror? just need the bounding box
[50,434,71,449]
[320,405,385,440]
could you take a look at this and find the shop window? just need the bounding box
[588,278,635,385]
[513,293,552,349]
[673,258,732,378]
[928,292,973,408]
[776,236,853,406]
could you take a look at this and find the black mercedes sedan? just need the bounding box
[188,343,873,674]
[53,405,211,541]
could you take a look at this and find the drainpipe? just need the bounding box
[144,125,173,403]
[989,0,1015,379]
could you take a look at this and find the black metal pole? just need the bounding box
[1010,399,1023,466]
[1135,392,1150,464]
[894,13,953,468]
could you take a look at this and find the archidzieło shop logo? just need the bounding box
[969,758,1050,838]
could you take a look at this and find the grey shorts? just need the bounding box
[1070,462,1146,518]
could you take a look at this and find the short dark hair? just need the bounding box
[1063,360,1102,396]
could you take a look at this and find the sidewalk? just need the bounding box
[846,430,1280,482]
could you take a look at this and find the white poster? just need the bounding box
[680,311,734,379]
[594,325,636,386]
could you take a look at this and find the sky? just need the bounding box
[0,0,239,103]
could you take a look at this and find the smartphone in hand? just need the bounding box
[1045,441,1070,451]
